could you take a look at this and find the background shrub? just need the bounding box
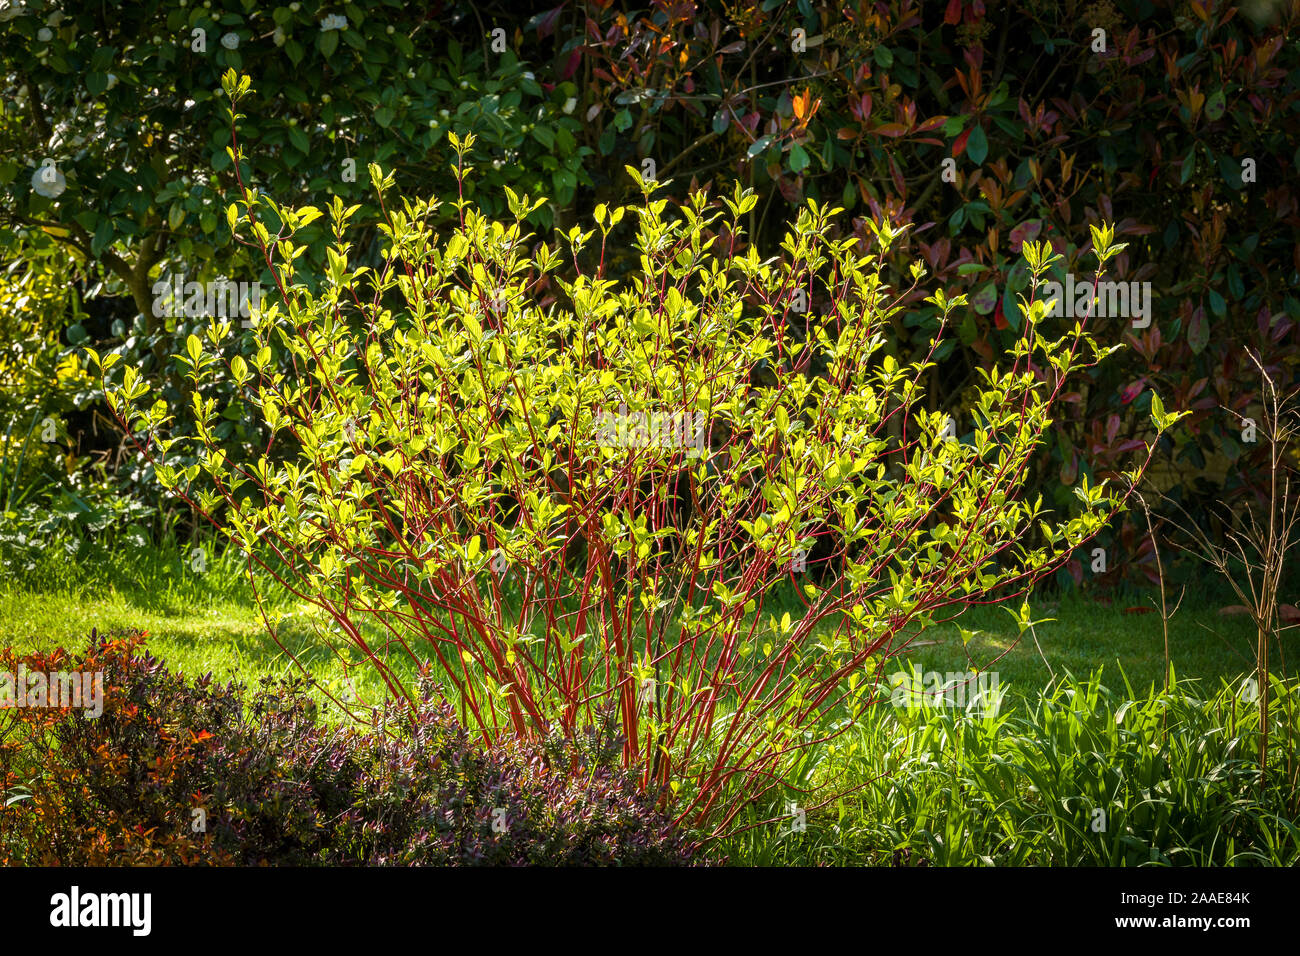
[4,1,1296,584]
[566,0,1300,586]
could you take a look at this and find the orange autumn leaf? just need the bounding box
[792,88,820,124]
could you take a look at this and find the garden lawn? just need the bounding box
[1,545,1291,708]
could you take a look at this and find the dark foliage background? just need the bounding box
[1,0,1296,589]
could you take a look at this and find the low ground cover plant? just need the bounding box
[0,631,694,866]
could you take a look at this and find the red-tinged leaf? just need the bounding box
[534,5,564,39]
[874,123,908,138]
[1187,304,1208,354]
[1060,449,1078,485]
[952,127,971,156]
[944,0,963,24]
[915,115,948,133]
[1120,379,1146,404]
[889,155,905,195]
[1067,558,1083,587]
[837,126,858,141]
[718,41,745,54]
[1008,218,1042,252]
[1281,604,1300,623]
[1218,605,1252,616]
[561,48,582,80]
[1122,606,1156,615]
[993,299,1008,329]
[1257,307,1271,339]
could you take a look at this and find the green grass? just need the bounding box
[718,671,1300,866]
[838,589,1288,702]
[0,541,410,707]
[2,542,1289,708]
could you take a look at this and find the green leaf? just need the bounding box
[1150,391,1167,430]
[972,281,998,315]
[788,143,810,173]
[966,125,988,165]
[91,218,114,258]
[1205,90,1226,122]
[1208,289,1227,318]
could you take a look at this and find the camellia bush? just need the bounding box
[92,72,1182,837]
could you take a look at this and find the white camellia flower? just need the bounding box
[272,26,285,46]
[36,26,52,41]
[0,1,27,24]
[32,162,67,199]
[563,97,577,114]
[105,72,118,89]
[320,13,347,31]
[46,11,63,26]
[221,32,239,50]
